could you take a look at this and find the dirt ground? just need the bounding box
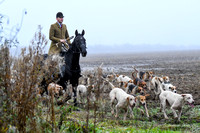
[80,50,200,105]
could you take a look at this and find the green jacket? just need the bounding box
[48,22,71,55]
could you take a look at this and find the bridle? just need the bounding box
[71,35,86,54]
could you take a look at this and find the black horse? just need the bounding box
[58,30,87,105]
[40,30,87,106]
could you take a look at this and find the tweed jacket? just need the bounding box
[48,22,71,55]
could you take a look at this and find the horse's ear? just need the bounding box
[82,30,85,36]
[75,30,78,36]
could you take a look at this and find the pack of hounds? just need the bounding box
[38,66,195,121]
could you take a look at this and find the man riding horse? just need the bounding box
[47,12,87,106]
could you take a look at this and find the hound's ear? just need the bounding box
[75,30,78,36]
[158,78,162,83]
[82,30,85,36]
[181,94,186,97]
[135,97,137,102]
[124,82,128,88]
[174,86,176,89]
[60,86,63,90]
[127,97,129,101]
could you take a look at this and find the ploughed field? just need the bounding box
[59,50,200,132]
[80,50,200,105]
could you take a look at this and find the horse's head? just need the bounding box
[72,30,87,57]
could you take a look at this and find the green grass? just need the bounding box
[55,105,200,133]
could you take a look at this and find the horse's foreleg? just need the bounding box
[57,78,67,91]
[72,86,77,106]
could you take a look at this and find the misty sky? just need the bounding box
[1,0,200,53]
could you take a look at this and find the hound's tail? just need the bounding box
[132,66,138,73]
[109,82,115,89]
[112,68,116,76]
[102,77,115,90]
[132,72,136,80]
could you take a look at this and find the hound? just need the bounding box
[36,87,44,97]
[132,66,154,81]
[112,69,133,87]
[162,76,170,83]
[79,75,89,85]
[109,82,136,120]
[77,84,87,103]
[101,79,114,92]
[132,72,147,90]
[106,74,116,82]
[159,91,194,121]
[116,75,133,87]
[124,82,144,95]
[150,76,164,99]
[132,67,154,90]
[134,94,150,117]
[162,82,177,93]
[47,83,63,98]
[77,84,95,104]
[104,80,117,90]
